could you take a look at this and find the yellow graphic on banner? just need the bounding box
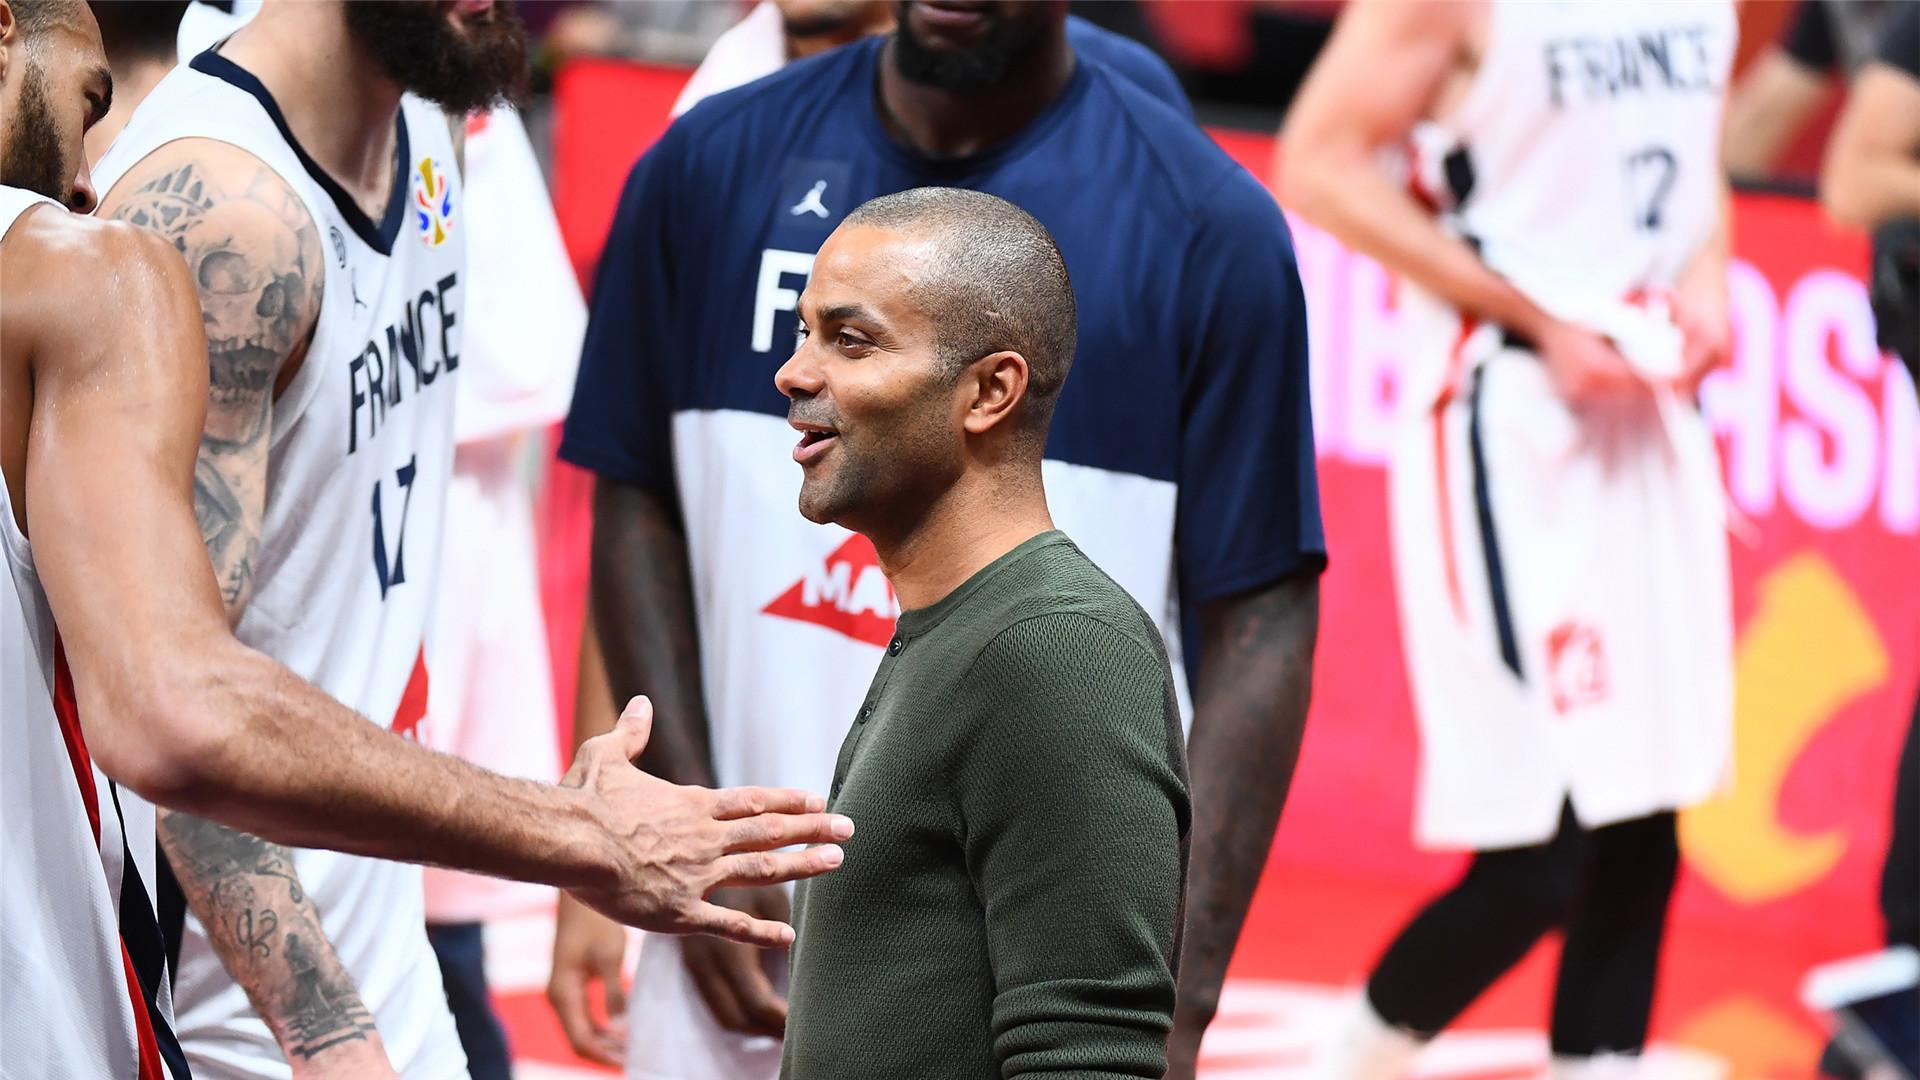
[1681,552,1889,903]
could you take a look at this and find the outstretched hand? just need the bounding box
[561,697,851,947]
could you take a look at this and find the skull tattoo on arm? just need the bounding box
[107,152,323,614]
[101,149,385,1072]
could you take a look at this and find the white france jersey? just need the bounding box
[0,187,186,1079]
[94,52,467,1079]
[1388,0,1737,849]
[1408,0,1735,366]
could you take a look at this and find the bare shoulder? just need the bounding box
[2,207,200,368]
[100,136,327,359]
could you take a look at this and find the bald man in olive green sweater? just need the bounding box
[771,187,1191,1080]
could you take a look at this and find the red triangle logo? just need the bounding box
[762,535,898,647]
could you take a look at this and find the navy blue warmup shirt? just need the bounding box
[560,21,1324,805]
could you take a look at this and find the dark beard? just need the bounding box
[1,60,70,205]
[893,8,1042,92]
[344,1,529,116]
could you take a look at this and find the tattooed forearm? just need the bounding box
[107,156,322,615]
[590,479,719,788]
[159,811,382,1063]
[1166,571,1319,1072]
[192,455,254,609]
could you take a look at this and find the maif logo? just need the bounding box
[414,156,453,248]
[762,535,899,647]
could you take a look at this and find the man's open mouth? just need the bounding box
[791,422,840,464]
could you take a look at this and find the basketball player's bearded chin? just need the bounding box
[893,6,1044,92]
[1,62,71,205]
[344,1,530,116]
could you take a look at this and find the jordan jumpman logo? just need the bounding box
[791,180,831,219]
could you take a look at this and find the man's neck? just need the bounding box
[874,31,1074,160]
[869,470,1054,612]
[220,6,404,217]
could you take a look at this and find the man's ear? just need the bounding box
[0,1,16,82]
[960,350,1030,436]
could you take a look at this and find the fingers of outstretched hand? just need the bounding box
[714,845,845,891]
[689,901,797,949]
[710,785,828,820]
[723,812,854,852]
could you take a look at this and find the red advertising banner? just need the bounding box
[538,60,1919,1074]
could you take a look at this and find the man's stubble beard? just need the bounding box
[343,1,529,116]
[798,382,961,535]
[892,8,1045,92]
[1,60,70,205]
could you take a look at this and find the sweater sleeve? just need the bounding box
[954,613,1191,1079]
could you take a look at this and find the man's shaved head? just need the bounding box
[9,0,86,37]
[842,186,1076,433]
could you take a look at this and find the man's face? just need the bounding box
[0,3,110,211]
[343,0,527,116]
[775,225,964,531]
[892,0,1059,91]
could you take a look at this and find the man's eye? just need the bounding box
[794,324,810,348]
[837,331,869,352]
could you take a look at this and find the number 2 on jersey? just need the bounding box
[1624,146,1677,231]
[371,455,418,599]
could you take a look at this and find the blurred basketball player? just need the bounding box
[0,2,848,1077]
[89,0,843,1076]
[1285,1,1736,1075]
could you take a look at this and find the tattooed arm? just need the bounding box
[12,201,846,952]
[159,817,388,1074]
[1164,572,1319,1080]
[100,140,394,1078]
[105,140,315,613]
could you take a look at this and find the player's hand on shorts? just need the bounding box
[682,884,793,1038]
[559,696,852,946]
[1537,318,1643,401]
[1672,287,1731,395]
[547,891,631,1067]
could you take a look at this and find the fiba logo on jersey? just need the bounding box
[413,156,454,248]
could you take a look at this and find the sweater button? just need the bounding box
[857,704,873,724]
[887,636,903,655]
[830,779,843,798]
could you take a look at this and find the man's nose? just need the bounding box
[775,345,823,400]
[68,163,98,214]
